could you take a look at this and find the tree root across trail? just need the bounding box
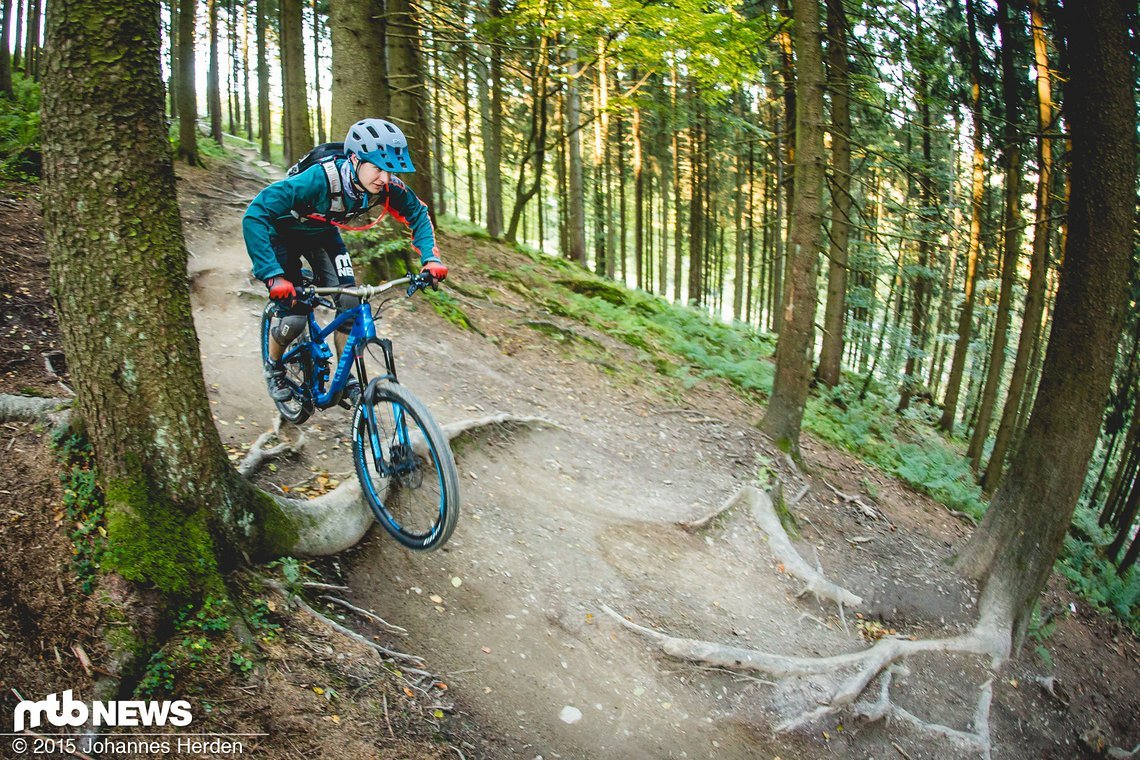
[241,411,561,555]
[611,485,1011,758]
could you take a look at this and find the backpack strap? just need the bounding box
[321,158,345,214]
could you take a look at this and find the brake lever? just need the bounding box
[407,274,436,296]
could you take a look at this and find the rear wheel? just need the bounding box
[260,301,313,424]
[352,379,461,550]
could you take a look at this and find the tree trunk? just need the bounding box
[633,98,644,291]
[816,0,851,387]
[256,0,269,160]
[898,31,935,412]
[242,0,251,140]
[280,0,312,165]
[429,34,445,216]
[168,0,178,119]
[207,0,223,144]
[176,0,198,165]
[12,0,22,72]
[980,0,1055,493]
[939,0,986,433]
[329,0,387,140]
[228,0,238,135]
[386,0,434,222]
[687,92,704,305]
[504,33,548,243]
[41,0,298,600]
[565,47,587,266]
[24,0,38,80]
[671,70,682,302]
[1,0,14,98]
[968,0,1024,470]
[957,0,1134,652]
[482,0,503,238]
[761,0,825,455]
[310,0,324,144]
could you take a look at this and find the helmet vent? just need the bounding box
[366,125,379,139]
[385,123,396,132]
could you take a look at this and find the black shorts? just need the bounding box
[271,226,359,329]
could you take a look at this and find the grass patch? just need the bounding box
[424,289,477,332]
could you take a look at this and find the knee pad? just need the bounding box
[271,314,308,346]
[336,294,361,335]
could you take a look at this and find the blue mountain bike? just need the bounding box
[259,273,460,550]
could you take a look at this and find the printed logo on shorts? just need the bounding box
[335,254,354,278]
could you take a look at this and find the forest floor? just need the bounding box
[1,154,1138,759]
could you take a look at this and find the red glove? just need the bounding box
[266,276,296,305]
[421,260,448,283]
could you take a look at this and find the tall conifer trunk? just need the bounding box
[968,0,1023,469]
[176,0,198,165]
[565,47,587,266]
[207,0,223,144]
[329,0,387,139]
[481,0,504,238]
[815,0,851,387]
[939,0,986,432]
[256,0,270,160]
[41,0,297,599]
[280,0,313,164]
[1,0,14,97]
[981,0,1054,493]
[387,0,434,221]
[958,0,1134,651]
[762,0,825,454]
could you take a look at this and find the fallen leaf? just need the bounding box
[451,577,462,588]
[429,594,444,604]
[403,687,415,698]
[481,646,492,654]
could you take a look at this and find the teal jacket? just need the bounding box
[243,160,441,282]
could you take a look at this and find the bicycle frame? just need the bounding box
[278,295,398,410]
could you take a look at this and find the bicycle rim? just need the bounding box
[352,382,460,550]
[260,303,312,424]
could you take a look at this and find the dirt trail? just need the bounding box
[182,158,1134,760]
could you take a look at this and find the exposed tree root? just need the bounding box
[849,668,993,757]
[268,413,559,556]
[823,481,881,521]
[238,415,306,477]
[263,579,427,668]
[683,486,863,608]
[604,602,1006,756]
[437,413,562,442]
[0,392,72,430]
[679,487,752,532]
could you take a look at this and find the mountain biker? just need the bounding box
[243,117,448,404]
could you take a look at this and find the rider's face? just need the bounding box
[353,157,390,194]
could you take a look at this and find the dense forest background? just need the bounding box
[1,0,1137,645]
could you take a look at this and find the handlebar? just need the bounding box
[310,272,437,301]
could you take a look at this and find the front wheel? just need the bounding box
[352,379,461,550]
[260,301,313,424]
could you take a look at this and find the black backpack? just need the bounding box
[287,142,347,215]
